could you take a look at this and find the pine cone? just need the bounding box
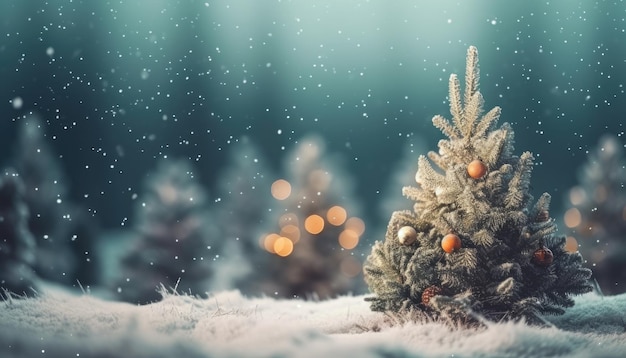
[421,285,442,305]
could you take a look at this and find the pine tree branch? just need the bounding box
[449,74,464,131]
[504,151,534,210]
[427,151,447,171]
[415,155,445,190]
[462,92,485,139]
[432,115,460,140]
[474,106,502,139]
[464,46,480,109]
[481,128,508,167]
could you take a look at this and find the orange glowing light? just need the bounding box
[304,214,325,234]
[326,205,347,226]
[271,179,291,200]
[569,186,586,206]
[345,217,365,236]
[263,233,280,253]
[280,224,301,243]
[564,208,582,228]
[564,236,579,253]
[273,237,294,257]
[338,229,359,250]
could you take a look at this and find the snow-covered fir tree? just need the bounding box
[259,135,366,299]
[212,136,277,293]
[113,158,218,304]
[13,117,99,288]
[363,46,592,325]
[0,169,39,299]
[562,134,626,295]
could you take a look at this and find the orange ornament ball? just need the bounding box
[467,159,487,179]
[441,233,462,253]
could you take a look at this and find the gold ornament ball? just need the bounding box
[467,159,488,179]
[441,233,462,253]
[398,226,418,245]
[421,285,442,305]
[532,246,554,267]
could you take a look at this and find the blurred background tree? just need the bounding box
[562,134,626,295]
[211,136,277,293]
[112,158,218,304]
[0,169,40,298]
[258,135,365,298]
[13,117,100,289]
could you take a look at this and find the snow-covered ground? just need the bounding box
[1,287,626,358]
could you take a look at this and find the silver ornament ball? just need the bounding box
[398,226,417,245]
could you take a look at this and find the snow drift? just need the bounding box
[1,287,626,357]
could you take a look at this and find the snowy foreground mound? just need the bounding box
[1,289,626,358]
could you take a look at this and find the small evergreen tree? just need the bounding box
[562,134,626,295]
[363,46,592,325]
[0,169,39,298]
[212,136,276,293]
[113,158,217,304]
[14,117,99,288]
[259,136,366,299]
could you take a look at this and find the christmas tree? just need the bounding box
[12,117,100,289]
[113,158,218,304]
[0,169,39,299]
[562,134,626,295]
[212,136,276,293]
[13,117,78,286]
[259,135,366,299]
[363,46,592,325]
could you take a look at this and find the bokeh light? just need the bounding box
[280,224,301,243]
[338,229,359,250]
[565,236,579,253]
[304,214,325,234]
[345,217,365,236]
[326,205,347,226]
[273,237,294,257]
[262,233,280,253]
[569,187,587,206]
[564,208,582,228]
[271,179,292,200]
